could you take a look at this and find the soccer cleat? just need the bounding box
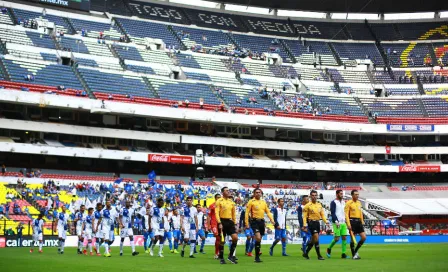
[282,253,289,256]
[353,253,361,260]
[326,248,331,258]
[341,253,350,259]
[96,253,101,256]
[247,252,253,257]
[57,248,61,252]
[30,249,34,253]
[220,259,226,264]
[104,253,111,257]
[189,255,196,258]
[234,256,239,261]
[120,252,123,256]
[170,250,174,253]
[159,253,164,258]
[227,256,237,264]
[60,251,64,255]
[150,249,154,256]
[145,250,149,254]
[200,249,205,254]
[194,250,198,254]
[214,254,219,259]
[269,247,273,256]
[254,258,263,263]
[318,256,325,260]
[83,250,87,255]
[173,249,179,254]
[259,251,263,256]
[302,253,310,260]
[132,252,139,256]
[90,252,94,256]
[181,250,185,257]
[39,250,43,254]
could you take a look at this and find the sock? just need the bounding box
[130,240,135,253]
[218,244,224,259]
[168,239,173,250]
[88,242,92,253]
[305,241,314,254]
[255,241,261,258]
[328,239,337,250]
[78,241,82,251]
[233,247,236,257]
[245,239,250,253]
[120,241,124,253]
[95,241,100,253]
[229,241,237,258]
[350,242,355,256]
[105,243,109,254]
[249,240,255,253]
[338,240,345,254]
[271,240,279,249]
[144,238,148,251]
[39,242,43,251]
[189,241,196,256]
[151,242,156,251]
[159,242,164,254]
[174,240,178,250]
[60,241,65,252]
[354,240,364,254]
[182,242,187,251]
[149,240,153,248]
[281,241,286,255]
[315,242,322,257]
[200,239,205,251]
[215,239,220,255]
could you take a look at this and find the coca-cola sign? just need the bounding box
[148,154,193,165]
[399,165,441,173]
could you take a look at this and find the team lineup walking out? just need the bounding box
[43,187,366,262]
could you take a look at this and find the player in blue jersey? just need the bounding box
[195,204,206,254]
[171,208,181,253]
[82,208,95,255]
[55,205,68,254]
[119,201,139,256]
[97,201,113,257]
[163,208,173,253]
[240,204,255,256]
[74,205,86,255]
[149,198,165,257]
[180,196,198,258]
[93,203,103,256]
[297,195,311,254]
[270,198,288,256]
[30,213,44,254]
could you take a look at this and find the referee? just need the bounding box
[245,188,275,263]
[345,189,366,260]
[215,187,238,264]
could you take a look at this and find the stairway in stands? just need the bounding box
[279,39,297,63]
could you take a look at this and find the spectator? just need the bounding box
[184,99,189,108]
[1,164,5,175]
[199,98,204,109]
[16,223,23,247]
[108,94,113,100]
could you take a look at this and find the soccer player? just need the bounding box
[326,190,349,259]
[119,201,139,256]
[93,203,103,256]
[195,204,206,254]
[82,207,95,255]
[207,193,221,259]
[270,198,288,256]
[245,188,275,263]
[54,205,68,254]
[97,200,113,257]
[171,208,181,253]
[297,195,311,254]
[180,196,198,258]
[302,190,329,260]
[345,189,367,260]
[30,213,44,253]
[239,203,254,257]
[149,198,165,257]
[141,206,151,254]
[163,208,173,253]
[215,187,238,264]
[74,205,86,254]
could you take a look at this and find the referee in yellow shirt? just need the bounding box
[215,187,238,264]
[302,190,329,260]
[245,188,275,263]
[345,189,366,260]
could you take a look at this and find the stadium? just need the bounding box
[0,0,447,271]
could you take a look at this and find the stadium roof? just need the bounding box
[220,0,448,14]
[367,198,448,215]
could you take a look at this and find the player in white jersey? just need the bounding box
[195,204,207,254]
[97,201,113,257]
[54,205,68,254]
[30,213,44,254]
[119,201,139,256]
[82,208,95,255]
[180,196,198,258]
[93,203,103,256]
[74,205,86,254]
[149,198,165,257]
[163,208,173,252]
[269,198,288,256]
[171,208,181,253]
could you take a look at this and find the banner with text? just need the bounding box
[387,124,434,132]
[148,153,193,164]
[399,165,441,173]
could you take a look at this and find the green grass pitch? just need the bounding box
[1,244,447,272]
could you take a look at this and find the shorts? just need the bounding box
[349,219,365,235]
[101,229,111,241]
[164,231,172,240]
[84,230,93,240]
[250,219,266,236]
[120,228,134,238]
[245,228,254,237]
[221,219,236,236]
[172,230,181,240]
[76,226,83,236]
[301,230,311,240]
[183,229,196,240]
[274,229,287,240]
[33,233,43,241]
[153,228,164,237]
[196,229,205,239]
[307,220,320,235]
[333,222,348,237]
[57,228,67,239]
